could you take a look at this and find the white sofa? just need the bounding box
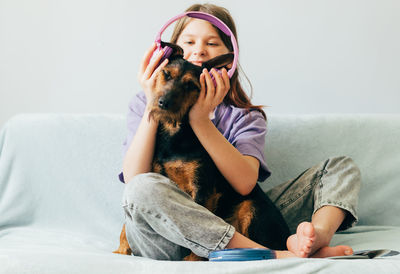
[0,113,399,273]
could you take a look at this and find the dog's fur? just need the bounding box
[114,43,290,260]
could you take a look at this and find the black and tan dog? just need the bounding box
[114,43,290,260]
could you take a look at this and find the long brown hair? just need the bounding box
[170,3,266,119]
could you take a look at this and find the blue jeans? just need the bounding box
[122,156,361,260]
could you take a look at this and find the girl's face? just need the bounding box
[176,18,230,67]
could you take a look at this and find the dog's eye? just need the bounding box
[163,70,171,81]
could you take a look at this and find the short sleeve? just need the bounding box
[118,92,147,183]
[226,110,270,182]
[121,92,147,156]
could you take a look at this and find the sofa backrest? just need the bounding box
[263,114,400,227]
[0,113,399,236]
[0,114,126,242]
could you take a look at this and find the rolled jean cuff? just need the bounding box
[314,201,359,231]
[186,224,236,258]
[216,224,236,251]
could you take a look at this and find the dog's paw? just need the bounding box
[183,252,207,261]
[113,246,132,255]
[114,224,132,255]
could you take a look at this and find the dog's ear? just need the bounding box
[202,53,234,71]
[160,42,184,60]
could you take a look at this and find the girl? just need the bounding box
[119,3,361,260]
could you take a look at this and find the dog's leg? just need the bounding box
[113,224,132,255]
[183,252,207,261]
[225,200,255,237]
[164,160,199,200]
[204,189,222,213]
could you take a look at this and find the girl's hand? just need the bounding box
[189,67,230,124]
[137,43,169,108]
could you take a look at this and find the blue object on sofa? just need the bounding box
[209,248,276,261]
[1,113,400,273]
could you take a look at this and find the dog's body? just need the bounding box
[114,43,290,259]
[152,112,291,251]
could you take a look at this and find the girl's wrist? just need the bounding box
[143,105,159,126]
[189,107,214,124]
[145,104,153,113]
[189,115,213,132]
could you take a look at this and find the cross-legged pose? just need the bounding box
[115,3,361,260]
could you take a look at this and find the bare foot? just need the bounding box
[287,222,316,257]
[275,250,297,259]
[311,245,353,258]
[286,222,353,258]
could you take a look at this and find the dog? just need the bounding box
[114,42,290,260]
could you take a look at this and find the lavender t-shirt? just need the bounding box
[119,91,271,183]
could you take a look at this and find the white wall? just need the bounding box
[1,0,399,127]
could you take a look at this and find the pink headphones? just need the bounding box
[153,11,238,78]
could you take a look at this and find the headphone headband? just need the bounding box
[155,11,238,78]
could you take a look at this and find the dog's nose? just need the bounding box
[158,98,168,109]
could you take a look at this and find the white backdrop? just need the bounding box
[1,0,399,127]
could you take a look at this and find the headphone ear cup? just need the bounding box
[162,45,173,60]
[151,45,173,68]
[157,45,173,67]
[209,69,222,87]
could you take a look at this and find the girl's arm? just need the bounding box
[189,68,260,196]
[190,117,259,195]
[122,43,168,183]
[122,108,158,184]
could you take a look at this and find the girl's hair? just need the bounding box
[170,3,266,119]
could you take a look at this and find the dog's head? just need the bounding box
[149,42,234,126]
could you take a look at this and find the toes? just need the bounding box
[288,222,318,258]
[300,240,313,257]
[344,247,353,255]
[299,222,315,239]
[303,243,312,254]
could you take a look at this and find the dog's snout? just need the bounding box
[158,97,168,109]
